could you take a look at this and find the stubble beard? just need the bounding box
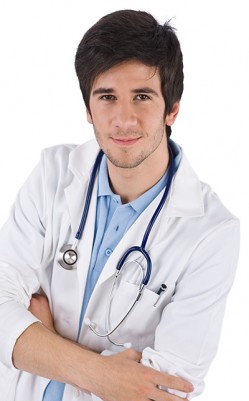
[93,126,166,169]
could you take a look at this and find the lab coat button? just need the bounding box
[105,248,112,256]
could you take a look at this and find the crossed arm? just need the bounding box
[12,294,194,401]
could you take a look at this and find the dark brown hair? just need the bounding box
[75,10,184,138]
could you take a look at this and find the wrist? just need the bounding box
[68,348,103,394]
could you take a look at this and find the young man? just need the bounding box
[0,9,239,401]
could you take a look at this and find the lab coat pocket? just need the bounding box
[109,280,175,349]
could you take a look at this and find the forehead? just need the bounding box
[91,60,161,91]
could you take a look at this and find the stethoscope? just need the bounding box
[58,143,175,346]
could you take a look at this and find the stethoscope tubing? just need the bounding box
[75,149,104,240]
[59,144,175,275]
[60,142,176,346]
[141,144,174,249]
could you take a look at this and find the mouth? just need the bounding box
[111,137,141,146]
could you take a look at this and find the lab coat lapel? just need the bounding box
[64,140,100,303]
[63,177,96,303]
[64,178,89,238]
[166,155,204,217]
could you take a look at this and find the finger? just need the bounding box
[150,386,190,401]
[154,372,194,394]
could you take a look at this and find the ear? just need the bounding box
[86,108,93,124]
[165,102,180,126]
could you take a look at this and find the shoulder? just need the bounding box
[199,180,240,240]
[166,148,239,247]
[174,149,238,222]
[40,139,99,179]
[200,180,238,220]
[40,143,77,167]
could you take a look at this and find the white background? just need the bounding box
[0,1,248,399]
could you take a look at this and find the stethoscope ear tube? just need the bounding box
[85,282,145,339]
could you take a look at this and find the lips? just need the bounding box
[111,137,141,146]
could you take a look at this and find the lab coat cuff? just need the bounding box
[141,350,203,399]
[0,301,40,369]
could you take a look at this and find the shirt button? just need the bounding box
[105,248,113,256]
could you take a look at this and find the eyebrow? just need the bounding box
[92,88,114,96]
[92,87,159,97]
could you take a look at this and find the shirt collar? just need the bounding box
[98,156,113,197]
[97,141,182,214]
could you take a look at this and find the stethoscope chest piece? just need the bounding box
[59,244,78,270]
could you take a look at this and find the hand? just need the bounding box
[28,293,55,333]
[91,348,194,401]
[28,295,194,400]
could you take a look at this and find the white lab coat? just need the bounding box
[0,139,240,401]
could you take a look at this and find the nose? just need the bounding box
[112,101,138,130]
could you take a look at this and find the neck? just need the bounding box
[107,146,169,204]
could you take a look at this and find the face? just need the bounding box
[87,60,179,170]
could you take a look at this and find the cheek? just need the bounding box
[142,105,165,121]
[90,105,108,124]
[145,111,166,132]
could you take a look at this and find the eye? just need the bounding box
[135,94,150,101]
[100,95,116,101]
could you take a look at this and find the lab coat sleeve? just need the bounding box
[141,217,240,398]
[0,160,46,369]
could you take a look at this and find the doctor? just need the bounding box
[0,9,239,401]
